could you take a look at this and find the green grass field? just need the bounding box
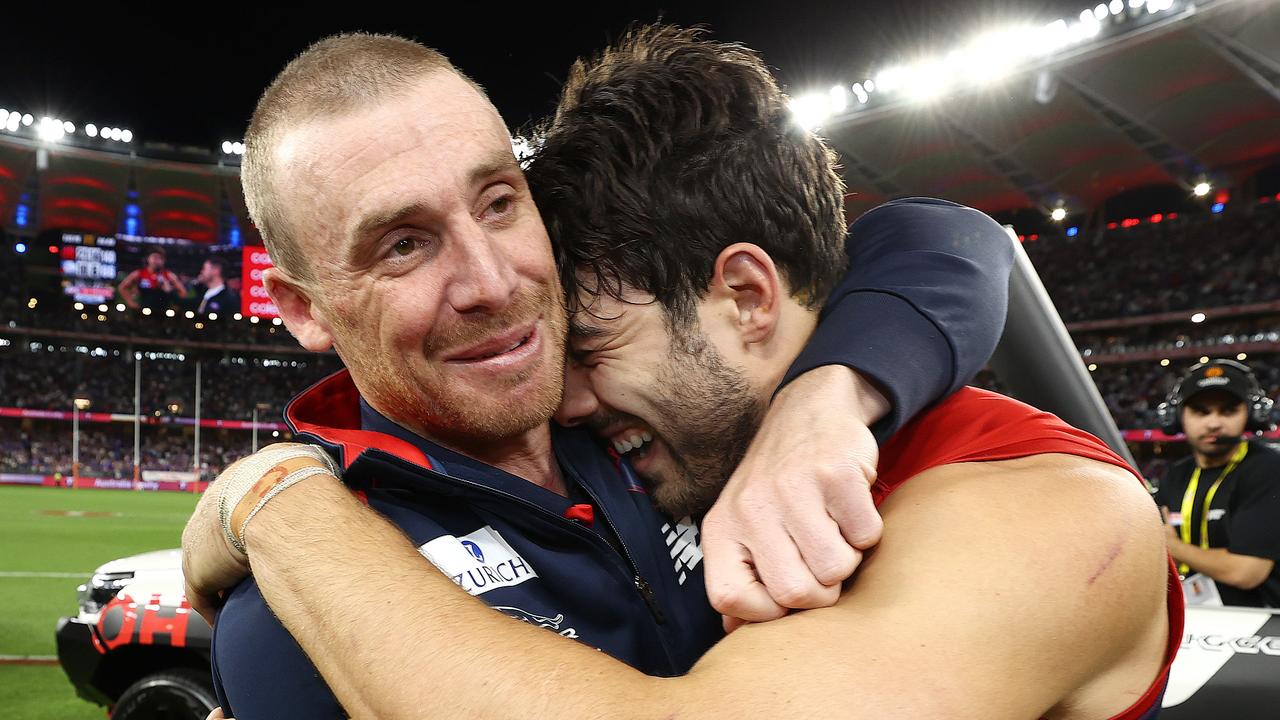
[0,485,199,719]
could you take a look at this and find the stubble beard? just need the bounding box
[336,281,569,445]
[648,325,764,519]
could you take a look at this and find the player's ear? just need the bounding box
[706,243,782,346]
[265,269,334,352]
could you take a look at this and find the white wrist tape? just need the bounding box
[217,444,339,555]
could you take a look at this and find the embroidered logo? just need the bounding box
[661,516,704,585]
[492,605,579,639]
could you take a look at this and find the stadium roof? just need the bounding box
[824,0,1280,218]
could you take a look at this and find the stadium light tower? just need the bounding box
[1050,207,1068,222]
[1192,181,1211,197]
[251,402,273,453]
[72,397,91,486]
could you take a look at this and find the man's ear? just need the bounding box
[264,268,335,352]
[708,243,783,345]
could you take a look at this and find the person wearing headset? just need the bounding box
[1155,359,1280,607]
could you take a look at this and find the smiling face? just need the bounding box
[267,71,567,449]
[557,285,764,518]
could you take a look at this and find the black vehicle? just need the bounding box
[57,549,215,720]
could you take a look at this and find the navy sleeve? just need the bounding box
[779,197,1013,442]
[212,579,348,719]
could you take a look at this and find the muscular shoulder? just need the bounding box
[683,453,1170,717]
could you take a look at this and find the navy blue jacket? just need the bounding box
[213,372,723,718]
[211,197,1013,718]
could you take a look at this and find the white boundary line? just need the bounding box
[0,571,88,578]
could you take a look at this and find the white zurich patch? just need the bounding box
[418,526,538,596]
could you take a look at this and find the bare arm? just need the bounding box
[118,270,141,309]
[1167,536,1275,590]
[164,270,190,298]
[235,454,1168,719]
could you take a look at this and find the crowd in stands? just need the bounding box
[0,421,262,481]
[1074,315,1280,358]
[0,342,343,420]
[1024,200,1280,322]
[3,198,1279,478]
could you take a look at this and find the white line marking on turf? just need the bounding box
[0,655,58,665]
[0,572,88,578]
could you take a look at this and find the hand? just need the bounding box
[181,474,250,625]
[702,365,886,627]
[206,709,228,720]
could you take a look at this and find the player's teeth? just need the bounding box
[641,431,653,443]
[629,434,644,449]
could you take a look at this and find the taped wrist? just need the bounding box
[217,444,339,555]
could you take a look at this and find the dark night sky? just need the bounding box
[3,1,1089,149]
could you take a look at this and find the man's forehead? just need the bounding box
[568,280,660,338]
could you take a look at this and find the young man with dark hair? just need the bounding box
[1155,359,1280,607]
[188,26,1178,720]
[119,246,187,311]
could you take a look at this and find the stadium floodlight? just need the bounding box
[1094,4,1108,21]
[115,303,125,312]
[63,121,75,133]
[1088,364,1098,372]
[121,129,132,143]
[1237,353,1248,361]
[74,397,91,410]
[85,123,98,138]
[208,313,218,320]
[1109,0,1124,13]
[233,142,245,154]
[272,317,283,326]
[1191,312,1206,323]
[21,113,33,126]
[222,141,233,154]
[829,85,849,113]
[110,128,121,141]
[37,117,66,143]
[184,310,195,319]
[851,83,869,104]
[1160,358,1170,366]
[1199,356,1210,364]
[904,60,952,103]
[863,79,876,93]
[165,309,176,317]
[97,304,108,312]
[788,92,832,131]
[73,302,84,310]
[1192,181,1211,197]
[250,316,260,324]
[1050,207,1067,222]
[1036,19,1072,56]
[142,307,152,315]
[233,312,243,320]
[874,66,907,94]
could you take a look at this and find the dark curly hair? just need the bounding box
[526,24,848,328]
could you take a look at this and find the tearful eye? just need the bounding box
[392,237,417,256]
